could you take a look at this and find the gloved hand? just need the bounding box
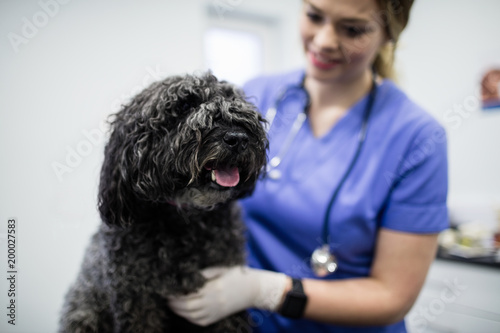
[168,266,289,326]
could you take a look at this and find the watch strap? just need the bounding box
[278,278,308,319]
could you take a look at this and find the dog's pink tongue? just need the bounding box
[215,166,240,187]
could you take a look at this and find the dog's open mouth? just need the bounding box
[205,165,240,188]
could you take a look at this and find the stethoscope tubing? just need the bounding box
[321,76,377,244]
[267,71,378,248]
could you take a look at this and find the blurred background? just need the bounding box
[1,0,499,332]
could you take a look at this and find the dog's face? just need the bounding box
[98,73,267,226]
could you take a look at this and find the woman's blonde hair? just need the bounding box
[373,0,414,79]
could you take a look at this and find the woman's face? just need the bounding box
[300,0,388,84]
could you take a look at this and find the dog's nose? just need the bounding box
[223,131,249,151]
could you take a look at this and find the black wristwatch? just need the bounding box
[278,278,308,319]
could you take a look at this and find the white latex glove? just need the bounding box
[167,266,288,326]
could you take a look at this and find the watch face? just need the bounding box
[288,295,307,307]
[281,279,308,318]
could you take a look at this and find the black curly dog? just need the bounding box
[59,72,267,333]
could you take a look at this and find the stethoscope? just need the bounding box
[265,70,378,277]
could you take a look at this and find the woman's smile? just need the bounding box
[308,51,342,70]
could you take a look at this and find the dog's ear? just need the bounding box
[154,74,210,120]
[97,89,181,227]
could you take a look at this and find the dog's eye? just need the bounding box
[181,103,191,111]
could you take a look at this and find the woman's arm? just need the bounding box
[167,228,439,327]
[301,228,439,325]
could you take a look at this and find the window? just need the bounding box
[204,6,281,86]
[204,27,263,86]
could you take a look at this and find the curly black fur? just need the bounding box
[59,72,267,333]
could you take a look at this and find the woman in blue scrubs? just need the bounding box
[169,0,448,332]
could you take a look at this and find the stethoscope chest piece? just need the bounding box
[311,244,338,277]
[267,156,282,179]
[267,169,282,180]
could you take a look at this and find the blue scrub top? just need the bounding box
[240,70,449,333]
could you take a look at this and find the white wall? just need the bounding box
[0,0,498,332]
[396,0,500,221]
